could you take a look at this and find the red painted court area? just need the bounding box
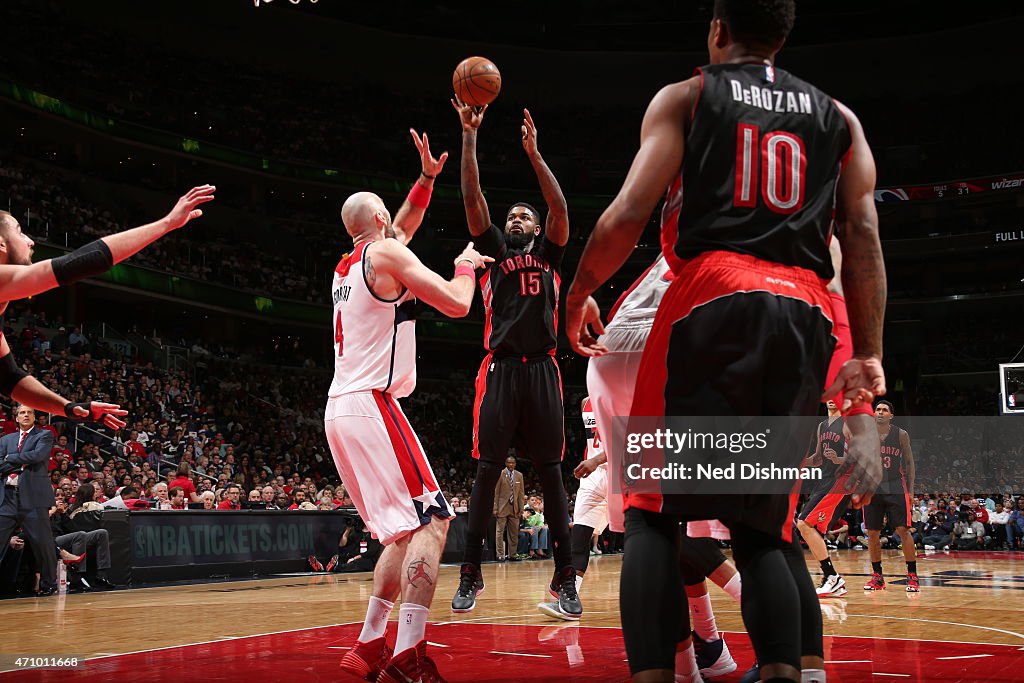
[2,623,1022,683]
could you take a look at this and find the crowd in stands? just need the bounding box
[3,0,1022,190]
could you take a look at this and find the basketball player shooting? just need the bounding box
[448,99,581,620]
[0,185,214,428]
[565,1,886,681]
[326,133,490,683]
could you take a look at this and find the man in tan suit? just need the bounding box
[493,455,525,561]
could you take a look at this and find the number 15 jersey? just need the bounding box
[476,224,565,357]
[668,63,852,280]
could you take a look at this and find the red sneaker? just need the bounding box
[325,554,340,572]
[377,641,446,683]
[906,572,920,592]
[308,555,324,572]
[863,573,886,591]
[340,637,392,681]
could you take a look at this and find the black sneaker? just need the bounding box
[451,563,484,613]
[547,566,582,620]
[738,662,759,683]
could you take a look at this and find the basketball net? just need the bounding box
[253,0,319,6]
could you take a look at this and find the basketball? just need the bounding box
[452,56,501,106]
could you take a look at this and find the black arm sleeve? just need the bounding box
[50,240,114,286]
[0,351,29,395]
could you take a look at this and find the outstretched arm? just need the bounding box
[521,109,568,246]
[372,239,492,318]
[0,337,127,429]
[0,185,214,302]
[452,98,491,237]
[565,78,697,355]
[392,129,449,246]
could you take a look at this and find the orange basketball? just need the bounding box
[453,56,501,107]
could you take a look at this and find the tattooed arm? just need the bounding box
[521,109,569,247]
[565,78,697,355]
[452,99,491,237]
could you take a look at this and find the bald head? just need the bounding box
[341,192,391,239]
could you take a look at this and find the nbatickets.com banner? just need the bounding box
[606,416,1024,496]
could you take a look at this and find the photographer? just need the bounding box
[922,510,954,550]
[952,511,988,550]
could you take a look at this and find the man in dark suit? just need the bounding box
[493,455,526,561]
[0,404,57,594]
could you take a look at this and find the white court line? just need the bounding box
[0,621,363,674]
[432,612,611,626]
[427,642,450,648]
[710,609,1024,645]
[826,660,872,664]
[936,654,994,660]
[873,674,910,678]
[490,651,551,658]
[327,646,351,650]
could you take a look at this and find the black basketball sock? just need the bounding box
[907,561,917,574]
[871,561,883,575]
[570,523,594,575]
[784,537,823,659]
[819,558,836,577]
[621,508,684,674]
[463,460,504,567]
[536,461,572,571]
[730,525,802,672]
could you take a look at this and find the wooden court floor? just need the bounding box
[2,548,1023,682]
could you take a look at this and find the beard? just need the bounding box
[505,231,535,251]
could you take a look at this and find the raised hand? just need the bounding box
[521,108,539,157]
[451,97,487,131]
[455,241,495,270]
[410,129,448,178]
[164,185,216,230]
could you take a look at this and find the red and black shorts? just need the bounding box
[627,251,837,542]
[471,353,565,466]
[863,491,913,531]
[798,480,851,535]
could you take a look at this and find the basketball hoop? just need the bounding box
[253,0,319,6]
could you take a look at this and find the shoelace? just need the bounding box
[560,576,579,600]
[457,572,477,596]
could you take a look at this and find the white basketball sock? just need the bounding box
[575,574,583,594]
[673,641,702,683]
[722,572,742,603]
[802,668,827,683]
[395,604,429,655]
[689,592,720,641]
[358,595,394,642]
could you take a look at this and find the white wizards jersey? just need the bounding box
[328,241,417,398]
[582,396,605,463]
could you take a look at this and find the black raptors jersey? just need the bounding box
[814,416,848,489]
[671,63,852,279]
[878,424,907,494]
[476,224,565,356]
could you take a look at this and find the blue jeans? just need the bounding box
[1007,523,1024,548]
[530,526,549,552]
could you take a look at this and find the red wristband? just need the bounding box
[454,263,475,280]
[408,181,432,209]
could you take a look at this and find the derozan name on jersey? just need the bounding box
[333,284,351,305]
[730,80,813,115]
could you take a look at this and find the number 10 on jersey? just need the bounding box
[734,123,806,214]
